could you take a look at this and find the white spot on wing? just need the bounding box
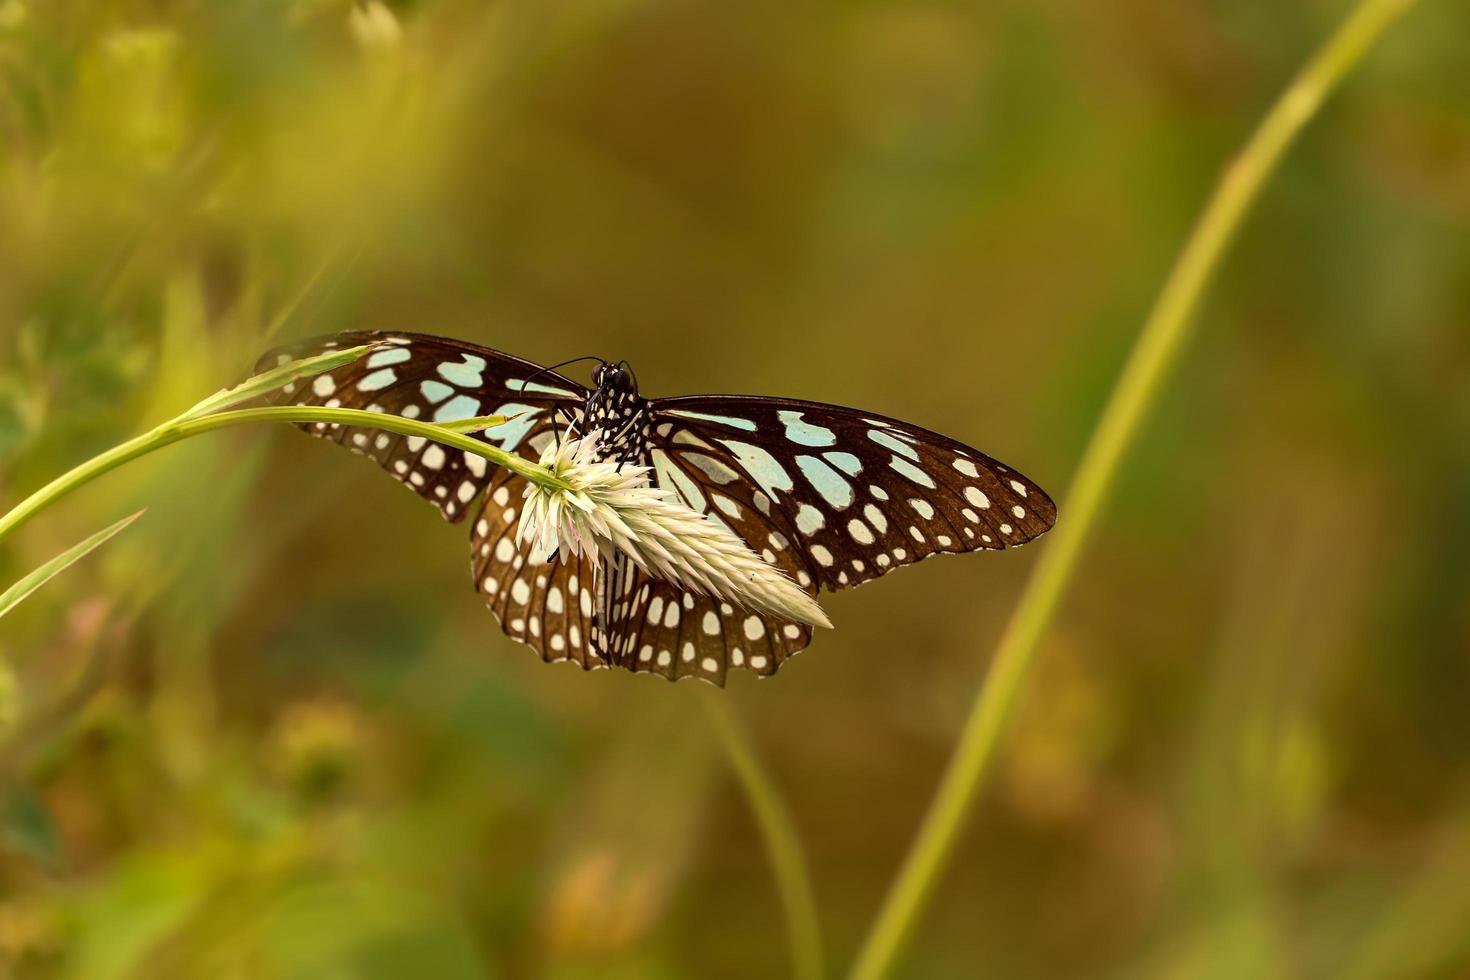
[864,504,888,534]
[796,504,825,536]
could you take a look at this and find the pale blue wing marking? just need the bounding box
[421,379,454,403]
[508,378,581,398]
[778,410,837,447]
[795,454,853,509]
[666,410,758,432]
[683,452,741,485]
[717,440,795,498]
[823,451,862,476]
[434,394,482,422]
[869,429,920,461]
[889,456,936,489]
[357,368,396,392]
[652,449,708,513]
[438,354,487,387]
[367,347,412,368]
[482,403,541,451]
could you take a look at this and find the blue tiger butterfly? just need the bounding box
[259,332,1056,684]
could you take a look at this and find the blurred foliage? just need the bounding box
[0,0,1467,977]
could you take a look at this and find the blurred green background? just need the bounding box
[1,0,1468,977]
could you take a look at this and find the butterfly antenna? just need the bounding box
[520,355,601,447]
[521,355,603,392]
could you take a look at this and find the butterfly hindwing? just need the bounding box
[257,331,586,522]
[612,578,814,683]
[599,432,822,681]
[471,466,607,669]
[646,395,1056,593]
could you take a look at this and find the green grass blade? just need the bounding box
[703,692,825,980]
[176,343,377,421]
[0,510,146,620]
[434,414,508,434]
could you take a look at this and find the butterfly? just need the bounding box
[258,332,1056,684]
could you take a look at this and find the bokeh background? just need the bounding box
[1,0,1468,977]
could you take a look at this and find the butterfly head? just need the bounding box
[591,360,639,396]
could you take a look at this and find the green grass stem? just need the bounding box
[703,691,825,980]
[846,2,1421,977]
[0,406,550,549]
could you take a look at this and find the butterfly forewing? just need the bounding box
[256,332,586,522]
[646,395,1056,593]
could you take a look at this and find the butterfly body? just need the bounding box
[580,362,652,466]
[260,332,1056,684]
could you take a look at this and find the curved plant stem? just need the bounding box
[703,692,824,980]
[847,2,1420,978]
[0,406,552,547]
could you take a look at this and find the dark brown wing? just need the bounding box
[470,465,608,669]
[646,395,1055,594]
[257,331,586,522]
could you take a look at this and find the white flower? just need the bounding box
[517,431,831,630]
